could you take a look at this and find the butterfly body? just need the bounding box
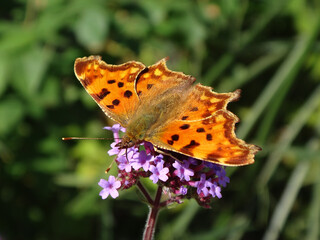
[74,56,260,166]
[126,80,193,141]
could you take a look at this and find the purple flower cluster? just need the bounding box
[98,124,230,207]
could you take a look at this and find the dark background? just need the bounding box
[1,0,320,239]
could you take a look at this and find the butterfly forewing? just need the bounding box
[74,56,145,126]
[135,58,196,101]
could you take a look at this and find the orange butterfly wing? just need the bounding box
[74,56,260,166]
[135,58,195,100]
[177,84,241,121]
[147,85,260,166]
[74,56,145,126]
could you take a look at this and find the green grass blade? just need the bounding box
[262,159,310,240]
[258,84,320,187]
[306,148,320,240]
[202,0,287,85]
[237,14,320,139]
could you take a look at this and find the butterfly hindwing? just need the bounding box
[150,110,259,166]
[178,84,241,121]
[147,85,260,166]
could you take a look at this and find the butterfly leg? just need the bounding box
[125,147,130,163]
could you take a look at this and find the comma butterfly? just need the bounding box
[74,56,260,166]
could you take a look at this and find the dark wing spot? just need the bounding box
[207,153,220,162]
[75,61,90,77]
[202,119,211,125]
[171,134,179,141]
[167,140,174,145]
[96,88,111,100]
[215,102,224,110]
[147,84,153,90]
[190,107,198,112]
[112,99,120,106]
[196,128,205,133]
[204,90,214,97]
[118,82,124,88]
[181,116,189,120]
[81,77,93,87]
[203,100,212,107]
[179,148,194,156]
[107,105,114,109]
[201,111,212,118]
[183,140,200,149]
[107,79,116,84]
[206,134,213,141]
[124,90,133,98]
[180,124,190,130]
[137,90,142,96]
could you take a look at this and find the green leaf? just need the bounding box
[0,98,24,137]
[0,54,10,97]
[12,46,53,97]
[74,7,109,52]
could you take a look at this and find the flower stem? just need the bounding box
[143,186,162,240]
[159,195,183,208]
[137,181,154,205]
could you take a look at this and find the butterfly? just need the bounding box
[74,56,260,166]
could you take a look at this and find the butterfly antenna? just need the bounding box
[62,137,110,140]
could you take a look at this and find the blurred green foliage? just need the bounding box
[1,0,320,239]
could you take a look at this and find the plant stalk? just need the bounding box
[143,186,162,240]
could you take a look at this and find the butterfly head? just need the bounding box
[115,135,142,149]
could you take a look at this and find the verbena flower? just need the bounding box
[195,173,210,197]
[149,161,169,183]
[173,160,194,181]
[98,124,231,207]
[103,124,126,135]
[131,150,151,171]
[98,176,121,199]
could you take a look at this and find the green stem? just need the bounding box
[137,181,154,205]
[143,186,162,240]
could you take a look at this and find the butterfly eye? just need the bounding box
[121,137,135,148]
[126,140,132,146]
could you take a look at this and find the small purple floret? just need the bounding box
[179,186,188,195]
[149,162,169,183]
[195,174,210,197]
[153,154,164,165]
[173,160,194,181]
[207,181,222,199]
[108,142,124,156]
[216,168,230,187]
[98,176,121,199]
[103,124,126,133]
[131,150,151,171]
[117,155,132,172]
